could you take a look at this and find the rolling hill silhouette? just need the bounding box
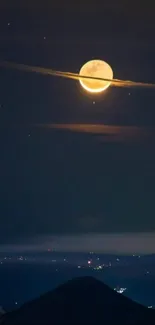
[1,276,155,325]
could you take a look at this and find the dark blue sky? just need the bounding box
[0,0,155,244]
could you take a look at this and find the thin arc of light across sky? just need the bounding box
[0,60,155,88]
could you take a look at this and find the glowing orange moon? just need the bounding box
[79,59,113,93]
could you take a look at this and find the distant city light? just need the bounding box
[114,287,127,294]
[93,265,104,271]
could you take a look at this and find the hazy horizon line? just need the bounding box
[0,232,155,254]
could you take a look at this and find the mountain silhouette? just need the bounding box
[1,276,155,325]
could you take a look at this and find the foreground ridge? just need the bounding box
[1,276,155,325]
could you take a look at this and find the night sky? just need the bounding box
[0,1,155,247]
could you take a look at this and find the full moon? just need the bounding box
[79,59,113,93]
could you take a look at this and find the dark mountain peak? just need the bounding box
[1,276,155,325]
[54,275,107,291]
[66,275,97,283]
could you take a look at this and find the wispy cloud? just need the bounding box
[36,124,155,143]
[1,61,155,89]
[0,233,155,255]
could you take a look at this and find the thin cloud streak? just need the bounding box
[1,61,155,89]
[36,124,155,143]
[0,233,155,254]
